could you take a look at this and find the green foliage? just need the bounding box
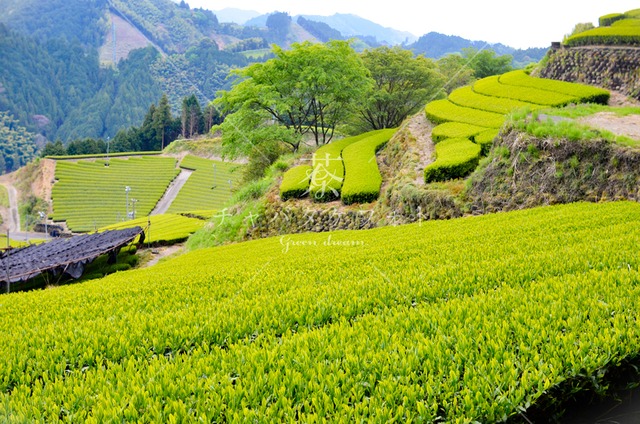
[473,75,577,106]
[474,129,500,155]
[296,16,343,42]
[509,110,640,147]
[341,128,396,204]
[0,185,8,208]
[564,25,640,46]
[217,41,372,148]
[462,47,513,79]
[309,132,374,201]
[280,165,312,201]
[424,138,481,183]
[243,140,289,182]
[2,202,640,420]
[51,157,179,231]
[98,213,205,244]
[431,122,488,143]
[448,85,540,114]
[425,99,505,128]
[0,111,37,173]
[600,13,625,26]
[167,155,242,214]
[357,46,445,130]
[613,19,640,27]
[499,70,610,104]
[436,53,476,94]
[108,0,218,54]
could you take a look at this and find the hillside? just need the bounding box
[2,201,640,421]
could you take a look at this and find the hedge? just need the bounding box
[340,128,396,204]
[167,155,242,213]
[431,122,488,143]
[474,129,500,155]
[424,138,481,183]
[309,132,374,201]
[612,19,640,27]
[279,165,313,201]
[425,99,505,128]
[599,13,625,27]
[564,26,640,47]
[473,76,577,107]
[48,151,162,160]
[498,70,610,104]
[448,86,539,115]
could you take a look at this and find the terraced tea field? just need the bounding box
[51,157,179,232]
[1,201,639,421]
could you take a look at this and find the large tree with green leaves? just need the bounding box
[462,48,513,79]
[216,40,372,155]
[358,46,445,130]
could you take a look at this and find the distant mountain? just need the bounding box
[246,13,417,45]
[214,8,261,25]
[408,32,547,67]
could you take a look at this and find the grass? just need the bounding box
[0,185,9,208]
[510,106,640,147]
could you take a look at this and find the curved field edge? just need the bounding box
[1,201,640,421]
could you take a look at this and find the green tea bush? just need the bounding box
[424,138,482,182]
[431,122,487,143]
[341,129,396,204]
[425,99,505,128]
[279,165,312,200]
[309,132,373,201]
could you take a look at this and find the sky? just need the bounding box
[186,0,640,49]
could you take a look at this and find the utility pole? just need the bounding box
[125,186,131,220]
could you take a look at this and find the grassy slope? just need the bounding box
[1,202,640,421]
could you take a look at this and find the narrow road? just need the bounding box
[1,182,47,242]
[151,169,192,215]
[6,184,20,233]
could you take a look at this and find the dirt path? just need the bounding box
[4,183,20,232]
[409,113,435,185]
[142,245,184,268]
[151,169,193,215]
[579,112,640,140]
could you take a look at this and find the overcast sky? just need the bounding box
[186,0,639,49]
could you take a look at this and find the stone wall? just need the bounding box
[538,47,640,99]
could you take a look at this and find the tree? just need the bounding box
[462,48,513,79]
[216,40,372,154]
[358,46,445,130]
[40,140,67,157]
[437,54,476,94]
[152,94,173,150]
[266,12,291,44]
[181,94,204,139]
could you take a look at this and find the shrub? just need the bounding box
[565,26,640,47]
[473,129,500,155]
[279,165,313,201]
[498,71,610,104]
[425,99,505,128]
[424,138,482,183]
[432,122,488,143]
[612,19,640,27]
[473,76,577,106]
[341,128,397,204]
[448,85,540,114]
[599,13,625,27]
[309,131,375,201]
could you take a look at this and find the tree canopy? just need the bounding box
[216,40,372,155]
[358,46,445,130]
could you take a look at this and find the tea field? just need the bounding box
[1,201,639,421]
